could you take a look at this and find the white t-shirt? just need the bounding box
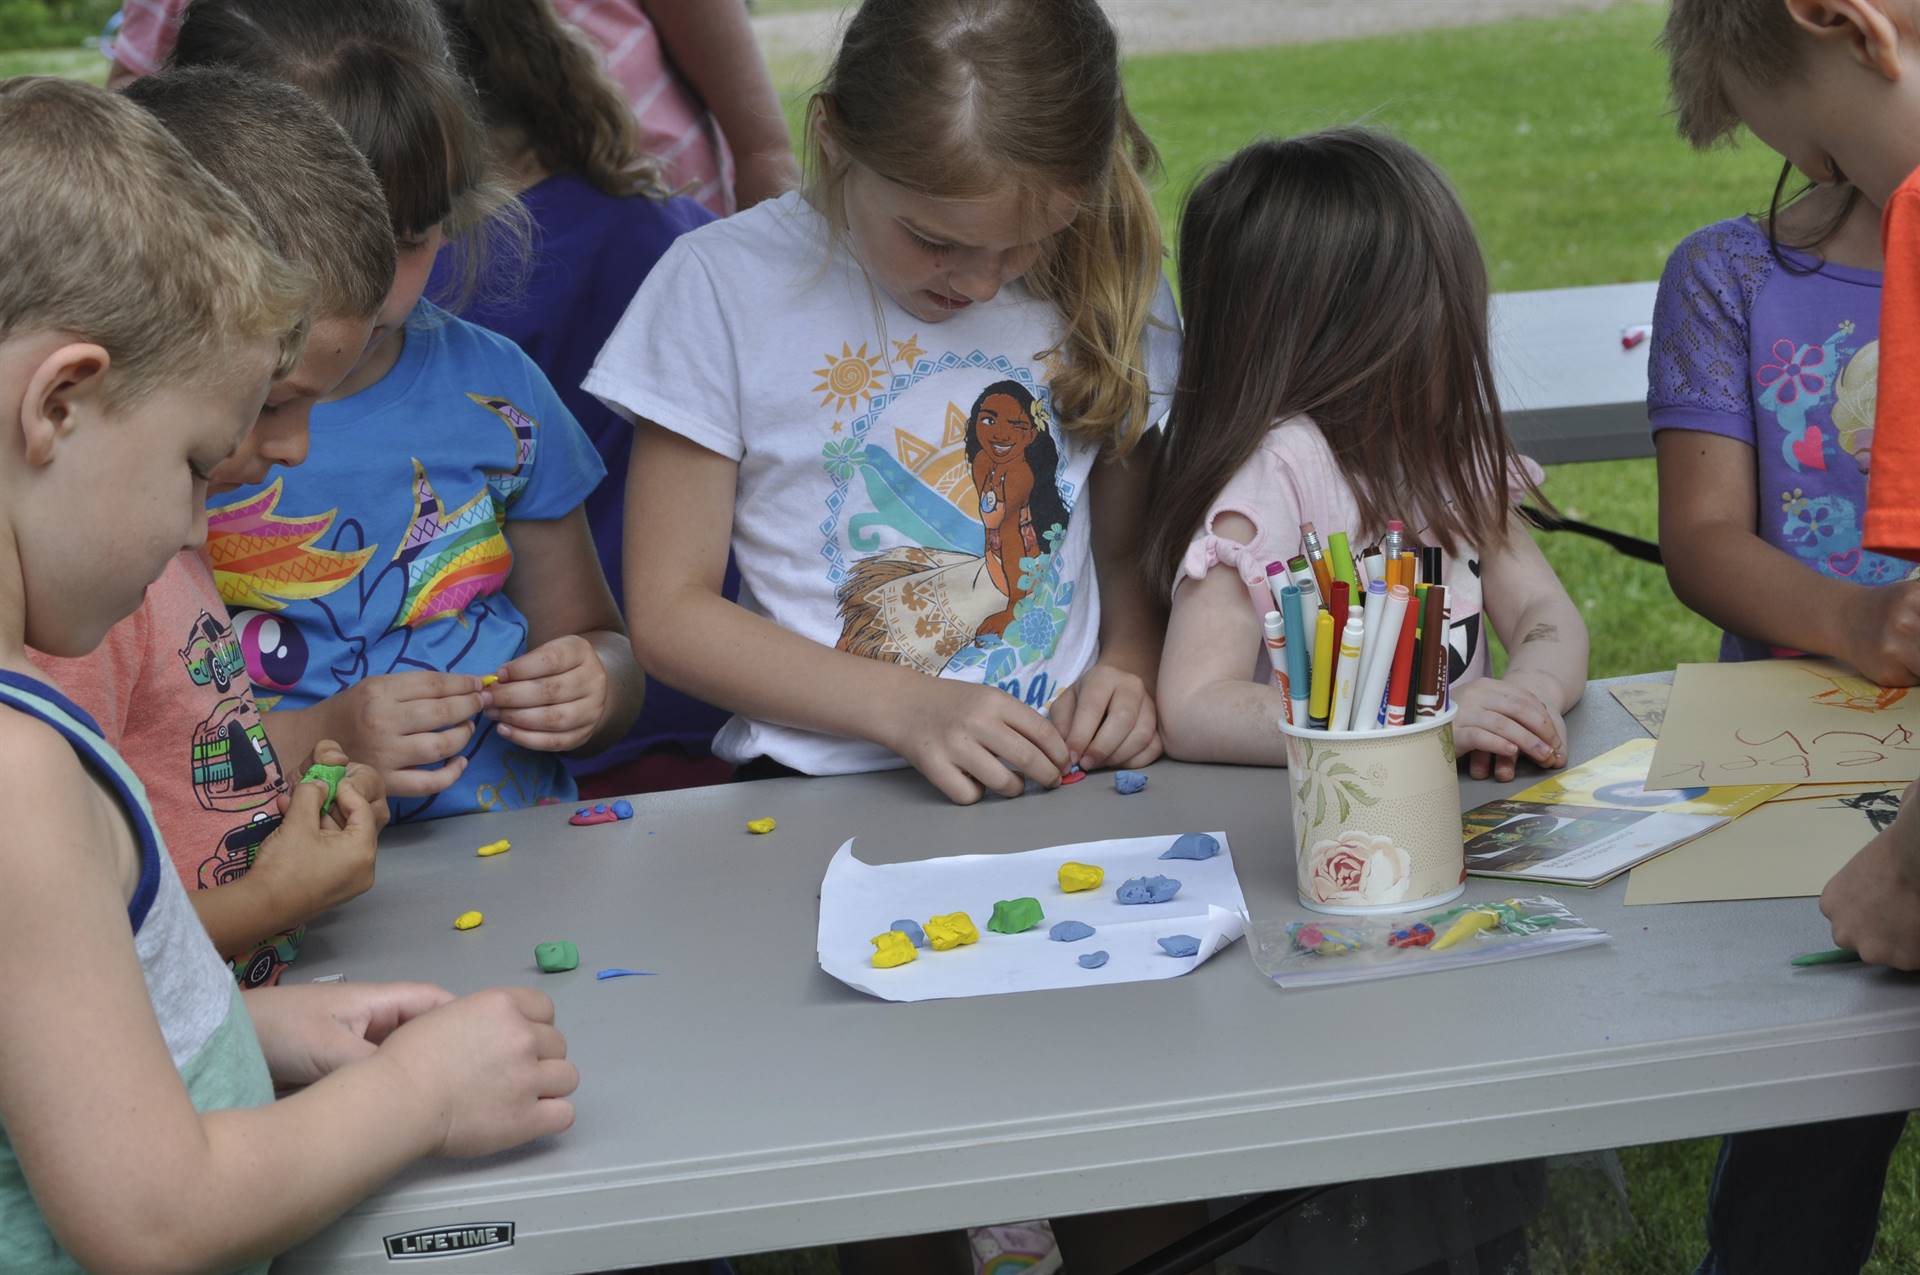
[588,192,1180,774]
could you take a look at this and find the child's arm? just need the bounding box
[1821,780,1920,969]
[1455,510,1588,781]
[640,0,801,209]
[1051,447,1164,771]
[493,508,645,756]
[1157,513,1291,766]
[626,421,1070,803]
[189,745,383,959]
[0,721,576,1274]
[263,674,483,798]
[1658,431,1920,682]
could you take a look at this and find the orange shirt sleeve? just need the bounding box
[1864,172,1920,560]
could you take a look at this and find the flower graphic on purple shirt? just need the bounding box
[1757,338,1829,405]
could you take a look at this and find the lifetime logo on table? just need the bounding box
[383,1221,515,1260]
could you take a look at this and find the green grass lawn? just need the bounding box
[3,3,1909,1270]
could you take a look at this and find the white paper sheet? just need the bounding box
[817,832,1248,1002]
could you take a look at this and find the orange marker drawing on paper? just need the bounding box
[1805,668,1908,713]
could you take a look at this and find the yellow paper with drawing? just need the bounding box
[1646,659,1920,788]
[1511,738,1787,817]
[1625,783,1905,905]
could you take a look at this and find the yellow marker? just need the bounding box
[1307,609,1336,727]
[1058,861,1104,893]
[1431,910,1498,951]
[870,931,918,968]
[747,816,777,835]
[480,674,500,688]
[925,912,979,951]
[453,910,484,931]
[476,838,511,858]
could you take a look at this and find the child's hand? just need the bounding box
[485,636,609,752]
[294,738,389,832]
[329,672,482,796]
[886,678,1070,804]
[250,765,382,922]
[245,981,454,1089]
[1452,674,1567,782]
[1821,782,1920,969]
[1050,665,1161,772]
[1842,581,1920,687]
[375,986,578,1158]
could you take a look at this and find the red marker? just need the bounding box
[1384,596,1420,727]
[1330,580,1351,648]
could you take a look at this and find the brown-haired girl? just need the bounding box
[1151,129,1588,782]
[592,0,1181,806]
[172,0,647,821]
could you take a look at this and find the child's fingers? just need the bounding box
[310,738,349,766]
[1452,724,1519,760]
[358,982,459,1042]
[499,636,591,685]
[396,692,485,733]
[1059,680,1112,762]
[1080,694,1145,771]
[919,757,984,806]
[997,699,1070,770]
[1467,749,1492,781]
[391,671,487,704]
[383,755,469,798]
[286,773,329,822]
[494,722,593,753]
[983,721,1061,788]
[1463,706,1551,766]
[390,720,476,769]
[1109,718,1162,772]
[956,739,1024,800]
[485,666,593,713]
[528,1096,579,1140]
[490,698,597,735]
[1047,684,1078,737]
[498,985,557,1025]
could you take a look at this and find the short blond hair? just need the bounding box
[1662,0,1806,148]
[0,77,310,407]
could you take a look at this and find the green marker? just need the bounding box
[299,761,347,815]
[1789,947,1861,967]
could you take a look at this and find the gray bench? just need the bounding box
[1495,281,1659,466]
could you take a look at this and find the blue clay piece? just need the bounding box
[1078,950,1110,969]
[1116,875,1181,904]
[612,799,634,819]
[1161,832,1220,861]
[890,919,928,948]
[1158,934,1201,958]
[1049,920,1095,943]
[1114,770,1148,794]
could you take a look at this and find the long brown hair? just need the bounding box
[805,0,1166,453]
[172,0,529,309]
[436,0,666,200]
[1147,128,1535,596]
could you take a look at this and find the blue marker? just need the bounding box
[1281,585,1311,730]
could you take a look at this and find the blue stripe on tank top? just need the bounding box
[0,669,163,931]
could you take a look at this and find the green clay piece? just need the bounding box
[535,940,580,973]
[987,896,1045,934]
[299,762,348,814]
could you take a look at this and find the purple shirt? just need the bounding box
[1649,215,1892,661]
[436,172,731,770]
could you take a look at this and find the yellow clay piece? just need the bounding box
[1431,911,1498,951]
[475,839,511,858]
[1058,862,1104,893]
[747,817,777,835]
[480,674,500,688]
[925,912,979,951]
[870,930,918,969]
[453,910,484,931]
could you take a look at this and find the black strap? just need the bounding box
[1520,504,1662,565]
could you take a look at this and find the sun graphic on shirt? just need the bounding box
[813,341,887,413]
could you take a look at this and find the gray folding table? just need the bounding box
[1493,282,1659,465]
[277,674,1920,1273]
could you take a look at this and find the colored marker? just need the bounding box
[1330,580,1351,647]
[1287,555,1320,612]
[1264,610,1292,722]
[1282,585,1312,731]
[1400,550,1417,590]
[1265,561,1290,613]
[1329,616,1365,732]
[1360,547,1384,592]
[1416,585,1448,720]
[1355,584,1409,732]
[1354,578,1389,718]
[1328,531,1357,588]
[1383,592,1420,727]
[1308,609,1335,730]
[1301,523,1334,601]
[1421,545,1443,587]
[1790,947,1861,967]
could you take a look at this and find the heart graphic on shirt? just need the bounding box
[1792,427,1828,472]
[1828,548,1862,577]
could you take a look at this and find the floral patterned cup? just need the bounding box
[1278,707,1463,915]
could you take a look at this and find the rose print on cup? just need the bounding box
[1302,832,1414,906]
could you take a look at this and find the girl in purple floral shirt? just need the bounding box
[1652,181,1920,681]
